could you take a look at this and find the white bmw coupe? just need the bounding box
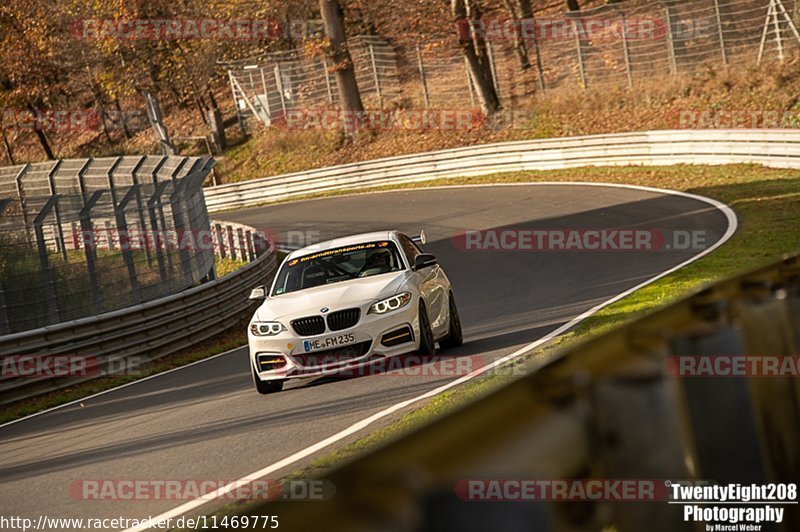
[247,231,463,394]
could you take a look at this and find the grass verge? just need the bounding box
[190,163,800,522]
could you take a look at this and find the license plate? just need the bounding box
[303,333,356,352]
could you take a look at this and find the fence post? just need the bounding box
[618,11,633,88]
[130,156,153,268]
[322,58,335,105]
[530,19,547,93]
[0,200,10,332]
[368,43,384,108]
[115,185,143,304]
[772,0,785,62]
[274,63,287,118]
[33,196,61,324]
[416,46,430,109]
[46,160,68,260]
[712,0,729,68]
[229,70,247,135]
[0,281,9,334]
[574,20,587,89]
[79,190,105,314]
[14,163,31,245]
[147,181,170,281]
[660,2,677,75]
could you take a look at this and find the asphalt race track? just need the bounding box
[0,184,733,529]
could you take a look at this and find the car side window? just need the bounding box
[399,235,422,266]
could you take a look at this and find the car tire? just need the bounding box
[252,366,284,394]
[440,292,464,349]
[417,301,437,356]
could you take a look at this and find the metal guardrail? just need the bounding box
[203,129,800,212]
[252,252,800,532]
[0,225,276,406]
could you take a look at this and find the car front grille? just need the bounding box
[291,316,326,336]
[326,308,361,331]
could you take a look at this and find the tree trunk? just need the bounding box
[502,0,531,70]
[27,103,55,159]
[0,127,14,165]
[566,0,580,10]
[450,0,501,116]
[320,0,364,136]
[114,98,132,139]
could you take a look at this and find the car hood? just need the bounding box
[256,271,410,321]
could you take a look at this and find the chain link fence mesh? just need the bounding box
[0,156,217,334]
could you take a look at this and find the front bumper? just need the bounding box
[249,304,418,381]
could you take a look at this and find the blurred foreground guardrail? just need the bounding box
[204,129,800,212]
[253,253,800,531]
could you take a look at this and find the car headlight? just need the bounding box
[369,292,412,315]
[249,322,286,336]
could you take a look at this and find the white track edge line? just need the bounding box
[122,183,738,531]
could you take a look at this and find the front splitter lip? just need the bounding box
[256,338,418,381]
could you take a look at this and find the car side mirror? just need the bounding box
[412,253,438,271]
[249,286,267,300]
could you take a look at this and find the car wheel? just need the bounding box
[417,301,437,356]
[252,366,284,395]
[440,292,463,349]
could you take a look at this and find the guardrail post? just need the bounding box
[215,223,226,258]
[672,326,768,485]
[227,225,237,261]
[592,369,692,530]
[237,228,246,262]
[33,196,61,324]
[245,231,255,262]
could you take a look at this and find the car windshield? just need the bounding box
[271,241,404,295]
